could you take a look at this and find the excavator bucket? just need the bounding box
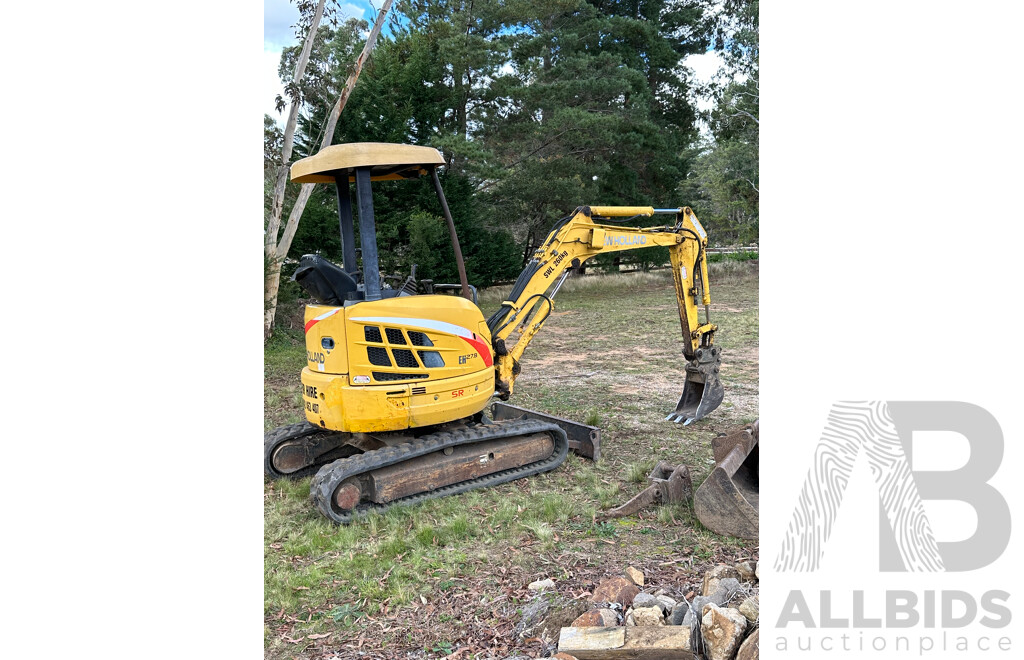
[694,420,759,540]
[665,346,724,424]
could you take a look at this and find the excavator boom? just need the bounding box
[486,205,723,424]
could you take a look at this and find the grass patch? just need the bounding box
[707,250,758,263]
[626,460,655,483]
[594,482,622,509]
[522,521,556,548]
[265,269,758,657]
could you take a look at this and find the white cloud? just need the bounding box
[339,2,366,21]
[684,50,724,86]
[682,50,725,138]
[265,0,367,49]
[264,0,300,49]
[264,47,287,125]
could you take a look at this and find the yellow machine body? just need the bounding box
[298,205,720,434]
[300,294,494,433]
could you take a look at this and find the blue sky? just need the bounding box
[264,0,373,120]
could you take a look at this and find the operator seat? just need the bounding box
[293,254,358,305]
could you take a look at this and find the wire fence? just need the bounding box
[706,246,759,255]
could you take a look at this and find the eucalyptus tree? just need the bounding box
[264,0,394,340]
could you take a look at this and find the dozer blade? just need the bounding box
[665,346,724,425]
[490,402,601,461]
[694,420,759,540]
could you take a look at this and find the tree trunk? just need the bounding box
[264,258,284,341]
[520,231,535,268]
[265,0,328,340]
[264,0,395,341]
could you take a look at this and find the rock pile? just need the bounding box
[555,562,760,660]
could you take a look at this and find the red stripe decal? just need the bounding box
[304,308,340,334]
[460,333,493,367]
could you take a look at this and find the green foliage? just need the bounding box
[269,0,756,312]
[626,460,655,484]
[475,0,712,251]
[430,640,455,655]
[265,115,284,227]
[715,0,759,75]
[287,187,343,260]
[329,603,365,624]
[589,244,673,273]
[282,17,371,146]
[680,0,758,245]
[406,211,449,277]
[264,114,283,168]
[366,172,522,288]
[707,250,758,263]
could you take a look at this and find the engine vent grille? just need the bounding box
[367,346,391,366]
[418,350,444,368]
[385,328,407,344]
[392,349,419,368]
[372,372,427,382]
[411,386,427,395]
[408,331,433,347]
[364,326,383,343]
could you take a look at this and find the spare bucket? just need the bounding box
[694,420,759,540]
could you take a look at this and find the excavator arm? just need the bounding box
[486,205,724,424]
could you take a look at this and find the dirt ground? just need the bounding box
[264,266,758,659]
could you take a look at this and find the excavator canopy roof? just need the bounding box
[290,142,445,183]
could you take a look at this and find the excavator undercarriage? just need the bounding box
[309,418,568,524]
[265,410,593,522]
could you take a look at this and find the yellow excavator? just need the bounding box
[264,143,725,524]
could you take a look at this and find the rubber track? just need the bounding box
[264,422,349,479]
[310,418,569,524]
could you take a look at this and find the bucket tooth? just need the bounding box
[666,346,724,424]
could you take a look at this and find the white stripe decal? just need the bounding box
[351,316,473,339]
[313,308,342,322]
[690,213,707,241]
